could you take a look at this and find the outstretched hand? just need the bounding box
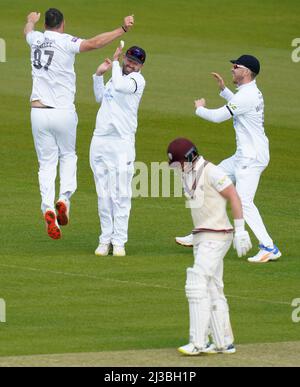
[211,72,226,91]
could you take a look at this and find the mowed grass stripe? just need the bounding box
[0,263,292,306]
[0,342,299,367]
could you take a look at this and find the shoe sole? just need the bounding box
[218,349,237,354]
[248,251,282,263]
[56,201,69,226]
[45,211,61,240]
[177,348,217,356]
[175,240,193,248]
[95,244,113,256]
[269,252,282,261]
[177,348,201,356]
[95,251,109,257]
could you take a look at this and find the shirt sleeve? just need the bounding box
[112,61,145,94]
[207,166,233,192]
[220,87,235,102]
[93,74,105,103]
[26,31,41,46]
[195,105,232,123]
[65,35,84,54]
[226,91,252,116]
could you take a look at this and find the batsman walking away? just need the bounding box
[176,55,281,264]
[24,8,134,240]
[167,138,252,355]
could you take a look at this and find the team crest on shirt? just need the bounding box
[71,37,79,42]
[216,176,228,189]
[228,102,237,111]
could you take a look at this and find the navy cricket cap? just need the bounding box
[126,46,146,64]
[230,55,260,75]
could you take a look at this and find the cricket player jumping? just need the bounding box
[176,55,281,263]
[168,138,252,355]
[90,45,146,257]
[24,9,134,239]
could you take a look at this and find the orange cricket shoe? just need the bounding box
[55,199,69,226]
[44,210,61,240]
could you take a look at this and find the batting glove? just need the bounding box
[233,219,252,258]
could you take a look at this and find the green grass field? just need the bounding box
[0,0,300,366]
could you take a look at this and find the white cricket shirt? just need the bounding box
[196,80,270,165]
[93,61,146,143]
[26,30,83,110]
[184,158,234,240]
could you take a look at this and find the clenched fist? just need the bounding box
[123,15,134,31]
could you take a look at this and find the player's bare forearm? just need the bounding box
[80,28,125,52]
[24,22,34,36]
[80,15,134,52]
[24,12,40,37]
[220,185,243,220]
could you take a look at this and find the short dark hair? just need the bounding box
[45,8,64,29]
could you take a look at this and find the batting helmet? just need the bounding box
[167,138,199,167]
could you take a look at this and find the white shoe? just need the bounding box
[216,344,236,354]
[175,234,193,247]
[113,245,126,257]
[248,244,281,263]
[178,343,216,356]
[95,243,110,257]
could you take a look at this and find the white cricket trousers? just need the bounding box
[90,136,135,247]
[31,108,78,214]
[186,237,233,349]
[219,155,273,247]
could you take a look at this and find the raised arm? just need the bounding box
[24,12,41,37]
[93,58,112,103]
[194,99,232,123]
[211,72,234,102]
[80,15,134,52]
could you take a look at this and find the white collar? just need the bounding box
[236,80,257,91]
[44,30,63,35]
[184,156,205,176]
[193,156,205,171]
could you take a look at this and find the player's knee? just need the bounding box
[59,151,77,161]
[185,267,209,301]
